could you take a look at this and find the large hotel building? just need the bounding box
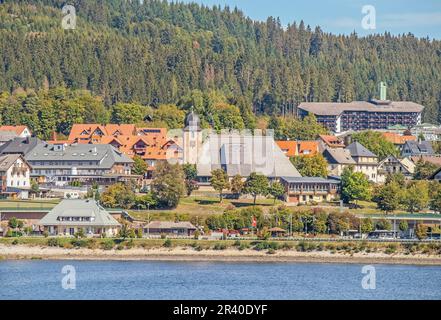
[298,83,424,133]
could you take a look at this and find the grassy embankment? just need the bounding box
[1,237,440,257]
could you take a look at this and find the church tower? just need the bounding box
[183,110,202,164]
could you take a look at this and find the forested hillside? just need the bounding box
[0,0,440,128]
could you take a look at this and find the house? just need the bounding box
[377,156,415,183]
[318,134,345,152]
[67,125,181,176]
[410,155,441,168]
[346,142,378,182]
[39,199,121,237]
[68,124,137,143]
[25,141,134,186]
[298,83,424,133]
[143,221,197,237]
[0,154,31,199]
[401,140,434,157]
[0,125,32,138]
[276,141,319,157]
[0,137,40,156]
[411,123,441,141]
[322,148,356,176]
[0,131,18,146]
[382,132,417,151]
[280,176,340,204]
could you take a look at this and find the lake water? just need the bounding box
[0,260,440,300]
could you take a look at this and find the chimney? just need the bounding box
[379,82,387,101]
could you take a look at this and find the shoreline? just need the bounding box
[1,245,441,266]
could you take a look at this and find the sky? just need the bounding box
[182,0,441,39]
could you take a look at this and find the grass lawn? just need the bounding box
[0,199,59,209]
[129,195,284,221]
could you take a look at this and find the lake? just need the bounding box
[0,260,440,300]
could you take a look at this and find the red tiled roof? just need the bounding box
[0,125,30,135]
[319,135,345,148]
[382,132,417,145]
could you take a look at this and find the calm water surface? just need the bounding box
[0,260,440,300]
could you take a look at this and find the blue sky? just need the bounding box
[182,0,441,39]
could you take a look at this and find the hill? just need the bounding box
[0,0,440,126]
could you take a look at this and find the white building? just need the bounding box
[0,154,31,199]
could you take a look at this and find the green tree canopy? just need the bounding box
[243,172,269,205]
[151,161,185,208]
[341,167,371,204]
[351,131,398,160]
[210,169,230,202]
[290,154,328,177]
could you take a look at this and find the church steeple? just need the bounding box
[183,110,202,164]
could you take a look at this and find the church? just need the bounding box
[181,111,302,184]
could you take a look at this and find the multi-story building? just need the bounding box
[346,142,378,182]
[65,124,182,176]
[377,156,415,183]
[25,142,134,186]
[298,83,424,133]
[280,177,341,204]
[401,140,434,158]
[0,154,31,199]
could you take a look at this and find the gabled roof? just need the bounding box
[378,155,415,174]
[39,199,121,227]
[323,148,356,165]
[403,140,434,155]
[197,133,301,178]
[297,141,319,155]
[68,124,136,141]
[26,142,133,168]
[276,141,297,157]
[0,137,40,156]
[319,135,345,148]
[411,155,441,167]
[0,125,30,136]
[0,154,28,172]
[346,142,377,158]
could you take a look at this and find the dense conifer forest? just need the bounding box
[0,0,440,137]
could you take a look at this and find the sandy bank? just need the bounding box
[1,244,441,265]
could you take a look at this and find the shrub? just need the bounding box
[70,239,88,248]
[385,243,397,254]
[233,240,241,247]
[254,241,279,251]
[102,239,115,250]
[47,238,60,247]
[43,231,49,238]
[213,243,227,250]
[11,239,19,245]
[238,243,249,251]
[163,239,172,248]
[87,239,98,249]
